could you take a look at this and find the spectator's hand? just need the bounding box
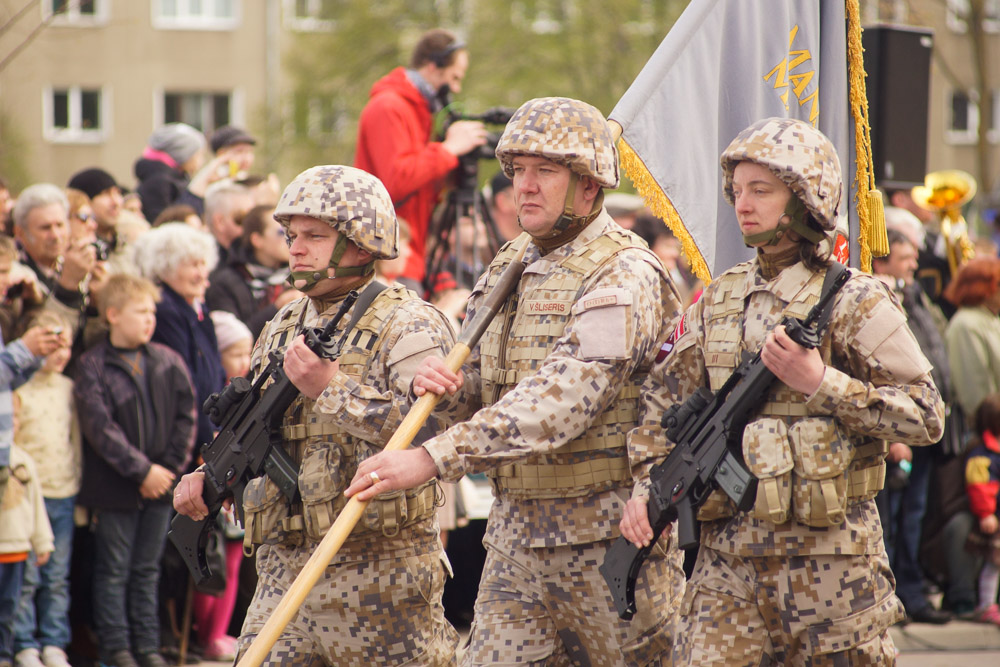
[887,442,913,464]
[761,324,825,395]
[6,265,44,304]
[36,551,51,567]
[981,514,999,535]
[173,470,210,521]
[140,463,176,499]
[284,334,339,399]
[187,154,231,197]
[58,238,97,291]
[412,355,463,397]
[442,120,488,158]
[345,447,438,501]
[20,325,64,357]
[87,260,112,298]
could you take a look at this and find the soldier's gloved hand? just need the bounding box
[412,355,464,397]
[174,469,210,521]
[620,496,654,548]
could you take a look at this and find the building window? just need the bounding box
[284,0,338,31]
[152,0,239,30]
[946,89,979,144]
[946,0,1000,34]
[46,0,107,25]
[162,91,232,134]
[44,86,107,143]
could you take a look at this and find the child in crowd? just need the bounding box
[12,313,78,667]
[1,395,53,667]
[966,392,1000,625]
[73,274,197,667]
[192,311,253,661]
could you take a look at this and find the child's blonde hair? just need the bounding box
[27,310,71,333]
[100,273,161,317]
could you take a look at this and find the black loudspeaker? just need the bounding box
[862,25,934,190]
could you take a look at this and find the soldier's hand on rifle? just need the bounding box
[344,448,439,502]
[284,333,340,399]
[173,469,210,521]
[620,496,655,548]
[761,324,825,395]
[412,355,464,397]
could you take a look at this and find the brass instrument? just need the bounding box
[911,169,977,274]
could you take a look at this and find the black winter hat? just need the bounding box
[67,167,119,200]
[210,125,256,153]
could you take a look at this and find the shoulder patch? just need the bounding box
[657,313,688,362]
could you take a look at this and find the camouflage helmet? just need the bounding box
[720,117,842,231]
[273,165,399,260]
[495,97,619,189]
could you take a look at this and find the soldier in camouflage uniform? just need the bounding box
[619,117,946,665]
[173,165,460,665]
[346,97,685,665]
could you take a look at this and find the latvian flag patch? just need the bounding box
[656,314,686,362]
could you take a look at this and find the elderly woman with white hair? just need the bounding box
[130,223,225,449]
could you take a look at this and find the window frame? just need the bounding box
[44,0,108,26]
[42,84,110,144]
[151,0,241,31]
[945,88,980,145]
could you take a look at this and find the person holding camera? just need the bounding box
[355,27,488,286]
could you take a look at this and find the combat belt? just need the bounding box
[480,229,661,498]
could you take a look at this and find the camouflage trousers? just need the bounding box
[235,542,459,665]
[673,547,905,666]
[463,536,684,666]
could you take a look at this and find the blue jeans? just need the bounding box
[0,561,27,661]
[13,495,76,652]
[91,503,172,660]
[881,447,933,613]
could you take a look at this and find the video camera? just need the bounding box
[437,94,515,191]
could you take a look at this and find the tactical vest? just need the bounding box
[696,264,886,527]
[242,287,439,552]
[479,231,654,499]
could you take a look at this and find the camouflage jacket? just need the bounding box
[422,211,682,549]
[635,257,945,557]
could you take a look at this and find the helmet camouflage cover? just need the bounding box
[495,97,619,189]
[274,165,399,260]
[720,117,842,231]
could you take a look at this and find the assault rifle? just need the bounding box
[168,290,359,588]
[600,265,849,620]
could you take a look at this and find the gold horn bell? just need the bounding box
[912,169,977,273]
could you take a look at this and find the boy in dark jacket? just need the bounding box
[74,274,196,667]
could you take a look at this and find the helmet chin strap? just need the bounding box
[285,235,375,292]
[742,196,824,247]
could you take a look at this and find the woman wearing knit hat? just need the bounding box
[133,123,207,224]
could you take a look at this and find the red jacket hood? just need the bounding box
[368,67,428,112]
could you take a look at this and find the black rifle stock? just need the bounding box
[168,291,359,587]
[600,267,849,620]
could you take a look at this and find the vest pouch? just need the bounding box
[742,417,793,524]
[789,417,853,527]
[363,488,408,537]
[299,444,346,541]
[242,476,301,554]
[847,439,888,501]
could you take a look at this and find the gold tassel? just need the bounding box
[618,139,713,284]
[867,190,889,257]
[846,0,886,272]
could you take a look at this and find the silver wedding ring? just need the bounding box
[369,471,381,485]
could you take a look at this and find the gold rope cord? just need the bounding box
[847,0,888,270]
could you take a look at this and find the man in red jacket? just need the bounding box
[355,28,488,286]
